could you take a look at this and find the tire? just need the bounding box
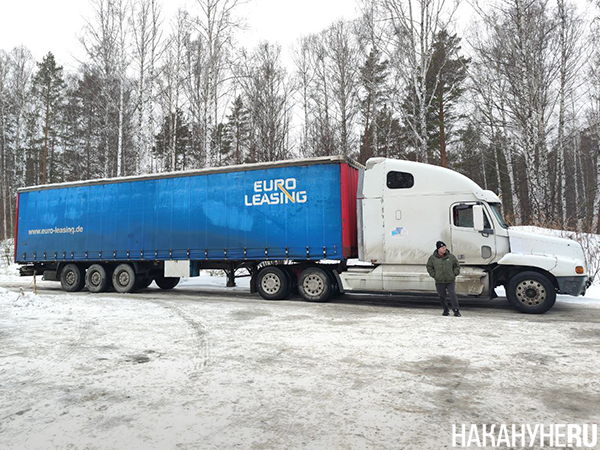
[331,277,345,299]
[60,264,85,292]
[256,266,292,300]
[112,264,137,293]
[328,271,345,299]
[136,276,153,289]
[85,264,110,293]
[298,267,333,302]
[155,275,180,290]
[506,271,556,314]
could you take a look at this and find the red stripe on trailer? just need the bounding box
[14,193,19,263]
[340,163,359,259]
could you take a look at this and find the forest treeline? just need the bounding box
[1,0,600,240]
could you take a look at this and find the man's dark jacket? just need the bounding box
[426,250,460,283]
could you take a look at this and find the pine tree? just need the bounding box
[401,31,469,166]
[359,48,388,165]
[373,104,403,159]
[211,122,230,166]
[31,52,65,184]
[153,108,189,171]
[426,30,469,167]
[225,95,250,165]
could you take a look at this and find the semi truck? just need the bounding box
[14,156,590,313]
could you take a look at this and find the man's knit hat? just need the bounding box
[436,241,446,250]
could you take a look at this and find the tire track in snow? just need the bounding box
[150,299,211,379]
[25,319,94,383]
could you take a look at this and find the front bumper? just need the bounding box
[557,276,588,297]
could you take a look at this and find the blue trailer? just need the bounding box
[15,156,361,301]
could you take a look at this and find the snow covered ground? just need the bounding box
[1,264,600,449]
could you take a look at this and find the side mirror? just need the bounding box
[473,205,485,232]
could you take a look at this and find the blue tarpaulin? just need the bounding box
[16,161,350,263]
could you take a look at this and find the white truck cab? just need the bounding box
[340,158,589,313]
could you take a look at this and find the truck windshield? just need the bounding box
[490,203,508,228]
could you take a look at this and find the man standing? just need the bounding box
[426,241,462,317]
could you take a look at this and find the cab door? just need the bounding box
[450,202,496,265]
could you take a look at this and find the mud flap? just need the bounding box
[331,270,345,294]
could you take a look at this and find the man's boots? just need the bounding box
[453,309,462,317]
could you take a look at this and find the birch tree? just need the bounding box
[0,48,34,238]
[236,43,293,162]
[81,0,131,177]
[325,20,361,156]
[158,9,188,172]
[293,25,361,158]
[473,0,559,222]
[590,3,600,233]
[0,50,10,239]
[470,23,523,223]
[131,0,163,174]
[292,36,316,156]
[364,0,459,162]
[185,0,244,167]
[554,0,584,226]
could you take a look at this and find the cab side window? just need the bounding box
[453,205,491,229]
[387,171,414,189]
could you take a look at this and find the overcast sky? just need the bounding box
[0,0,360,70]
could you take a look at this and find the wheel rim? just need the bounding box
[303,274,325,296]
[90,270,101,287]
[261,273,282,295]
[515,279,547,306]
[65,270,76,286]
[117,271,130,287]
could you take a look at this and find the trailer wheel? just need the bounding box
[60,264,85,292]
[155,276,180,290]
[298,267,332,302]
[136,276,153,289]
[85,264,110,293]
[112,264,137,293]
[506,271,556,314]
[256,266,292,300]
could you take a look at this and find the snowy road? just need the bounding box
[1,274,600,449]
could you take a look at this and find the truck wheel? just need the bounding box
[85,264,110,293]
[60,264,85,292]
[506,271,556,314]
[331,277,344,299]
[298,267,332,302]
[155,276,180,290]
[256,266,291,300]
[112,264,137,293]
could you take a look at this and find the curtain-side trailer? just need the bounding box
[15,156,359,301]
